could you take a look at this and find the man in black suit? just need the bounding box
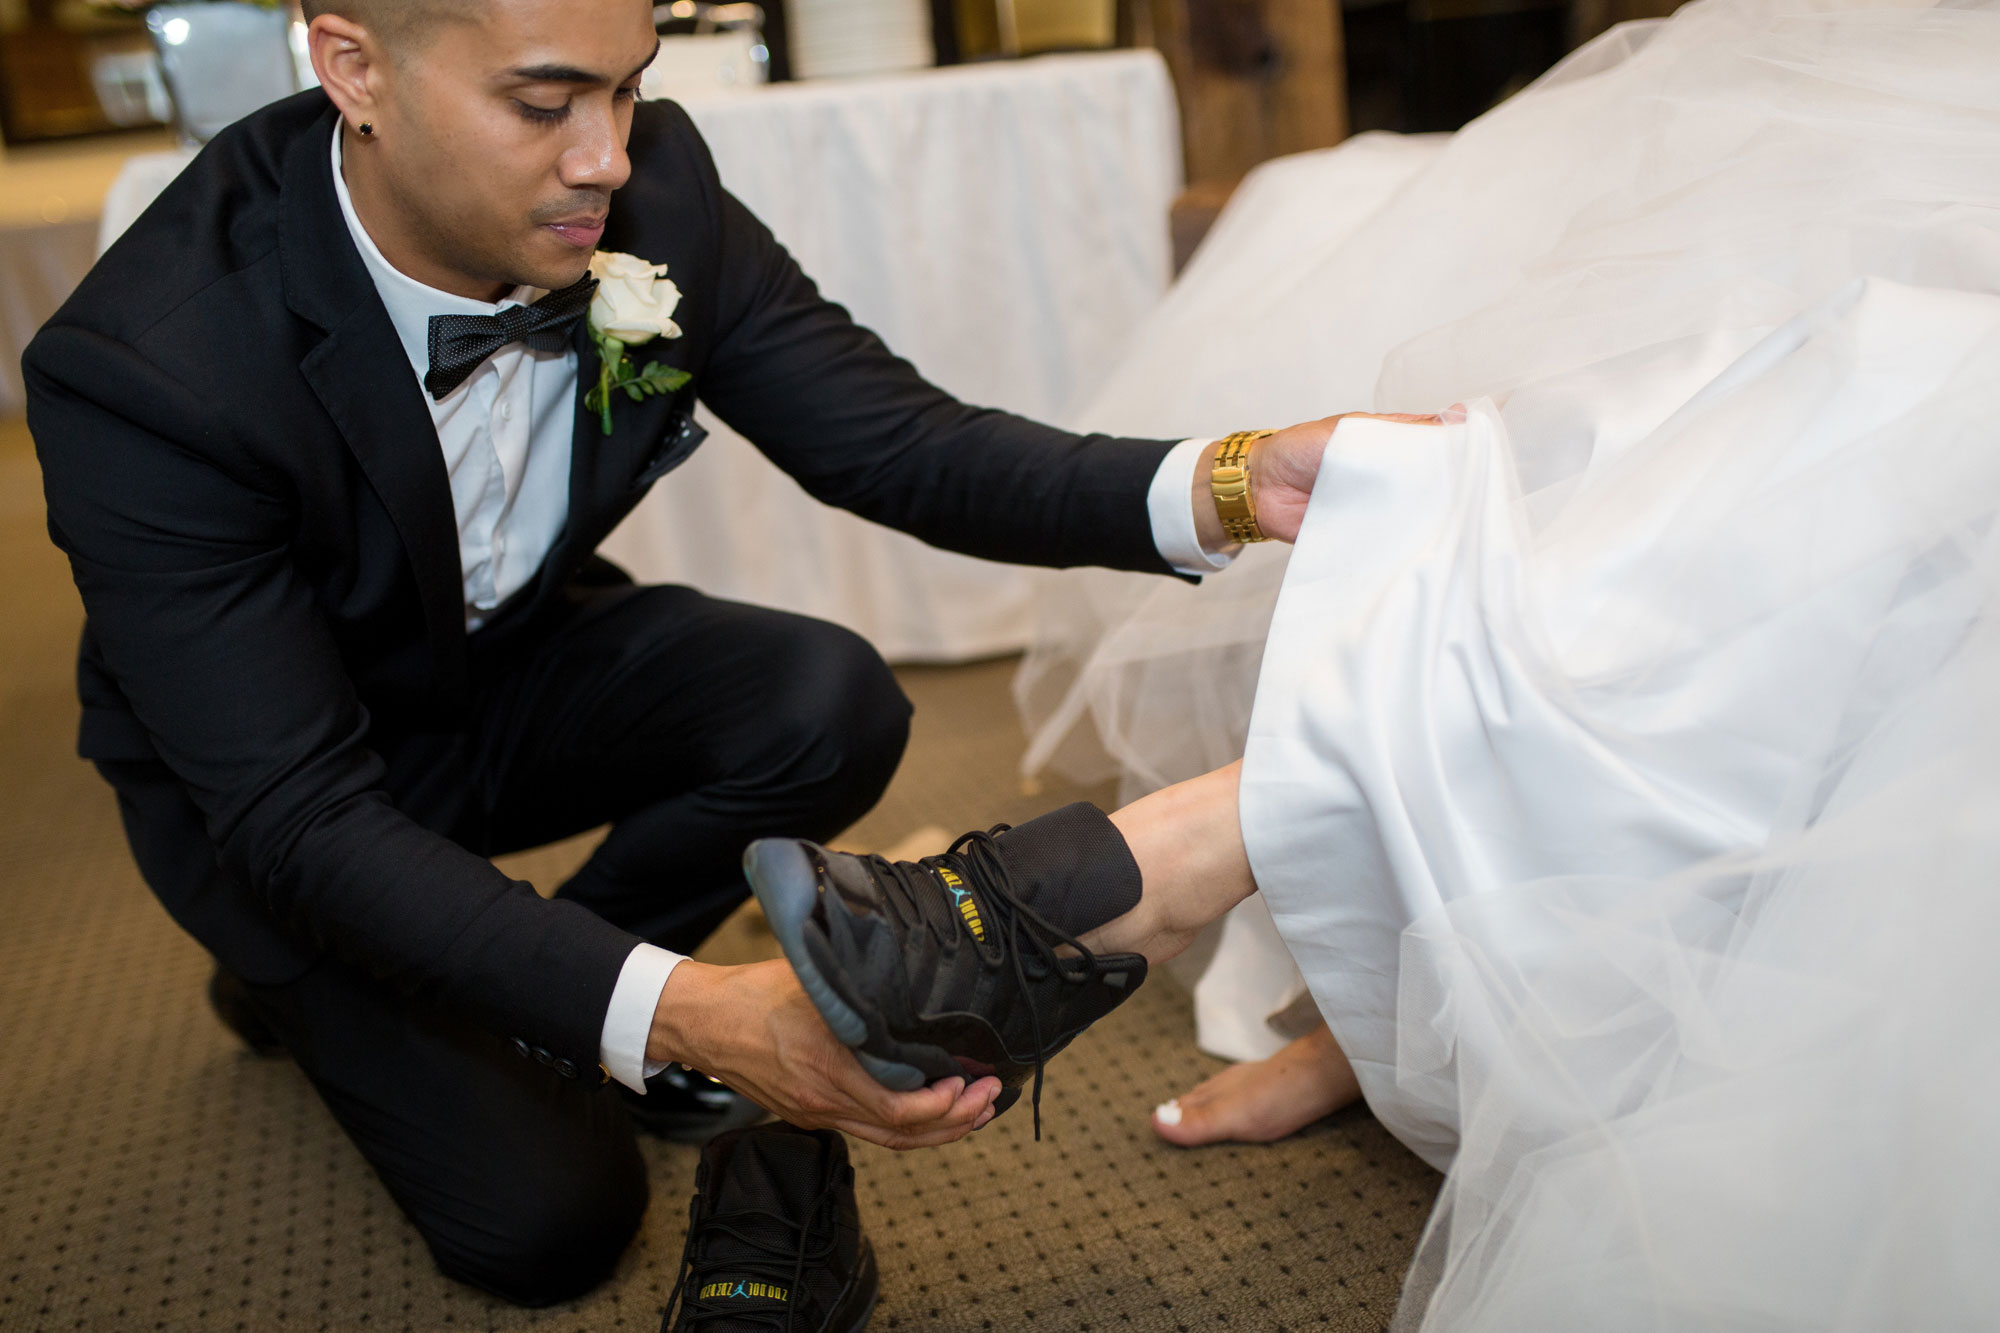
[27,0,1347,1305]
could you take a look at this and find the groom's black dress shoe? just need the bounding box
[661,1123,877,1333]
[744,802,1147,1137]
[207,966,284,1056]
[622,1065,771,1144]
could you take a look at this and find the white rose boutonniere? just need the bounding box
[584,250,691,435]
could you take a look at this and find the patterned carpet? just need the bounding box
[0,416,1439,1332]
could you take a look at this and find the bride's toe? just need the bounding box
[1151,1092,1225,1146]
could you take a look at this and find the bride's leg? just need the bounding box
[1151,1021,1361,1147]
[1072,764,1362,1142]
[1078,761,1260,965]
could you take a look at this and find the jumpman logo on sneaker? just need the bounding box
[935,865,985,941]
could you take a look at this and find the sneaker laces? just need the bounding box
[867,825,1099,1140]
[663,1172,844,1332]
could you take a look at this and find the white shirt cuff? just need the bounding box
[1148,437,1238,575]
[598,942,686,1093]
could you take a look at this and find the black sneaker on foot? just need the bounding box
[622,1064,771,1144]
[742,802,1147,1137]
[661,1123,877,1333]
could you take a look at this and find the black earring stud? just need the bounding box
[358,121,373,137]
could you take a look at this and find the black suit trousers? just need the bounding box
[99,585,912,1305]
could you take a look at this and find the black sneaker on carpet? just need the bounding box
[661,1123,877,1333]
[622,1064,770,1144]
[207,965,284,1056]
[742,802,1148,1137]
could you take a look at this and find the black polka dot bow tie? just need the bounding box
[423,276,598,400]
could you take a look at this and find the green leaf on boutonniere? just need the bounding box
[638,361,692,394]
[584,335,694,435]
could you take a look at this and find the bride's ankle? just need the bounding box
[1079,897,1194,964]
[1099,767,1257,962]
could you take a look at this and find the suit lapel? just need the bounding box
[541,312,699,590]
[280,107,469,707]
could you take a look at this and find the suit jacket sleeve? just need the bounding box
[27,327,640,1069]
[674,109,1181,575]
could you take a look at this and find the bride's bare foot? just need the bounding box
[1151,1022,1361,1147]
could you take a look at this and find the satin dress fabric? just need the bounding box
[1029,0,2000,1324]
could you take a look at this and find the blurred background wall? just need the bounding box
[0,0,1690,414]
[2,0,1693,154]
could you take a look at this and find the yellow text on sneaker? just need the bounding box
[936,866,985,941]
[701,1280,789,1302]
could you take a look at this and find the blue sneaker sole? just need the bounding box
[743,839,931,1094]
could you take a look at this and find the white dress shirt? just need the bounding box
[333,126,1232,1092]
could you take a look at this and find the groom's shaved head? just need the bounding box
[306,0,658,299]
[301,0,478,50]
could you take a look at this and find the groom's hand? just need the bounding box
[1191,411,1444,549]
[648,959,1004,1149]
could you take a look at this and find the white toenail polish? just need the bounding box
[1155,1099,1182,1126]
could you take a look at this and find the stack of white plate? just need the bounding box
[788,0,934,80]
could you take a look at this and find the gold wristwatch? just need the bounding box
[1210,429,1276,543]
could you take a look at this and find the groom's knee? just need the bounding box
[749,616,911,824]
[422,1141,649,1307]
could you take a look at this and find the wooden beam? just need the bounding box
[1141,0,1347,186]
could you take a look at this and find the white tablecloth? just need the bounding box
[94,52,1183,661]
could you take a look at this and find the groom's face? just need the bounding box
[327,0,659,295]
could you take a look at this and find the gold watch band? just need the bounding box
[1210,429,1276,544]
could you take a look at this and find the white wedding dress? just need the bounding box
[1026,0,2000,1325]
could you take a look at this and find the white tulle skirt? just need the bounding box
[1025,0,2000,1324]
